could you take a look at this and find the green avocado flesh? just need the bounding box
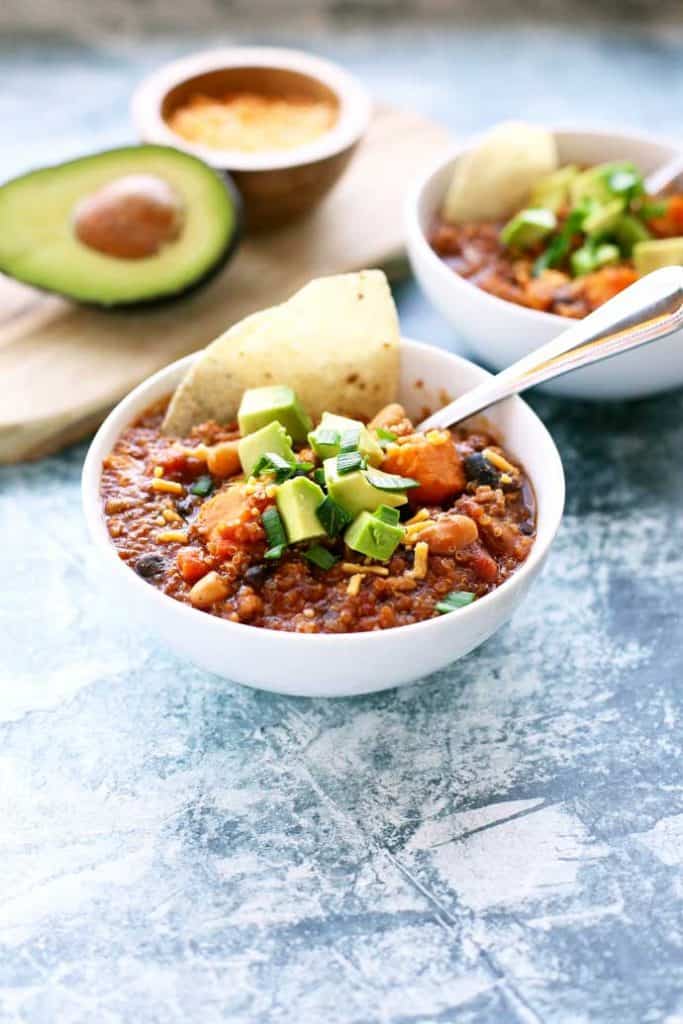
[0,145,239,306]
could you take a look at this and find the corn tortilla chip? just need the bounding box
[162,270,400,435]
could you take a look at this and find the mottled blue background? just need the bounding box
[2,13,683,1023]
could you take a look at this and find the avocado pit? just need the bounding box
[73,173,184,259]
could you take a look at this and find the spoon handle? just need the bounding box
[418,265,683,432]
[645,154,683,196]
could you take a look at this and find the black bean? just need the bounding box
[175,495,196,518]
[520,520,535,536]
[134,553,165,579]
[464,452,500,487]
[244,564,269,588]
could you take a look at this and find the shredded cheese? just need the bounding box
[156,529,189,544]
[483,447,518,475]
[153,465,164,478]
[341,562,390,577]
[347,573,363,596]
[411,541,429,579]
[151,478,184,496]
[405,508,430,526]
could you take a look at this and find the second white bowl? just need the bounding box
[406,126,683,400]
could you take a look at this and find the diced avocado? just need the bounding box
[500,208,556,249]
[570,161,640,207]
[616,214,651,255]
[276,477,326,544]
[238,420,295,476]
[633,237,683,276]
[323,458,407,517]
[582,198,625,236]
[529,165,579,213]
[308,412,383,466]
[0,145,240,307]
[238,385,312,442]
[344,510,404,562]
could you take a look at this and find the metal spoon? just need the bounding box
[645,154,683,197]
[418,265,683,432]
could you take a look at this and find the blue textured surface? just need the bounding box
[3,19,683,1023]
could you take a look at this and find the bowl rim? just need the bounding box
[405,122,683,331]
[82,338,565,647]
[131,46,372,172]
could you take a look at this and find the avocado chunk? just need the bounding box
[633,237,683,276]
[238,420,295,476]
[500,208,556,249]
[582,198,625,236]
[309,412,383,466]
[570,161,641,207]
[0,145,240,306]
[616,214,651,255]
[324,458,407,517]
[276,477,326,544]
[344,510,405,562]
[238,385,312,442]
[529,165,579,213]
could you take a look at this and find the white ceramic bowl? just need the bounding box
[82,340,565,698]
[406,126,683,400]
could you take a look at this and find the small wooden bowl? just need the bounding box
[132,47,371,230]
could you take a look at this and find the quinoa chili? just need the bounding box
[430,159,683,319]
[100,393,536,634]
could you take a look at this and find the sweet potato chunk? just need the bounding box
[195,483,251,543]
[382,433,466,504]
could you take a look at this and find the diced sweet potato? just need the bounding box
[382,434,466,504]
[195,483,252,542]
[583,266,637,311]
[177,546,211,584]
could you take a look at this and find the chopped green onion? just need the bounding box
[303,545,339,570]
[365,468,419,491]
[251,451,296,483]
[264,544,285,560]
[533,204,586,276]
[607,167,643,198]
[262,506,287,549]
[337,450,365,475]
[316,495,353,537]
[375,504,401,525]
[339,426,362,452]
[639,200,667,220]
[376,427,398,445]
[311,428,340,448]
[435,591,476,614]
[313,467,326,488]
[293,460,315,476]
[190,474,214,497]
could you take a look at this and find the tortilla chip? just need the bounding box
[442,121,558,224]
[162,270,400,436]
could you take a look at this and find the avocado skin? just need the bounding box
[0,145,243,309]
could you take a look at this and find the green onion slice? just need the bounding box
[293,460,315,476]
[313,467,326,488]
[337,451,365,475]
[311,428,340,448]
[639,199,667,220]
[303,545,339,570]
[339,426,362,453]
[264,544,285,560]
[375,504,401,525]
[316,495,353,537]
[262,506,287,549]
[376,427,398,445]
[365,469,419,491]
[190,474,214,497]
[435,591,476,614]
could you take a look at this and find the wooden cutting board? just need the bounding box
[0,106,451,464]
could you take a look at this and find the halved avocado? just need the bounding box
[0,145,241,307]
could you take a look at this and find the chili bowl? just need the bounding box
[82,340,564,698]
[405,126,683,400]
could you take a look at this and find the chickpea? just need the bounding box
[419,514,478,554]
[205,440,241,478]
[189,570,229,608]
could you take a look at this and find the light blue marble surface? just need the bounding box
[3,18,683,1024]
